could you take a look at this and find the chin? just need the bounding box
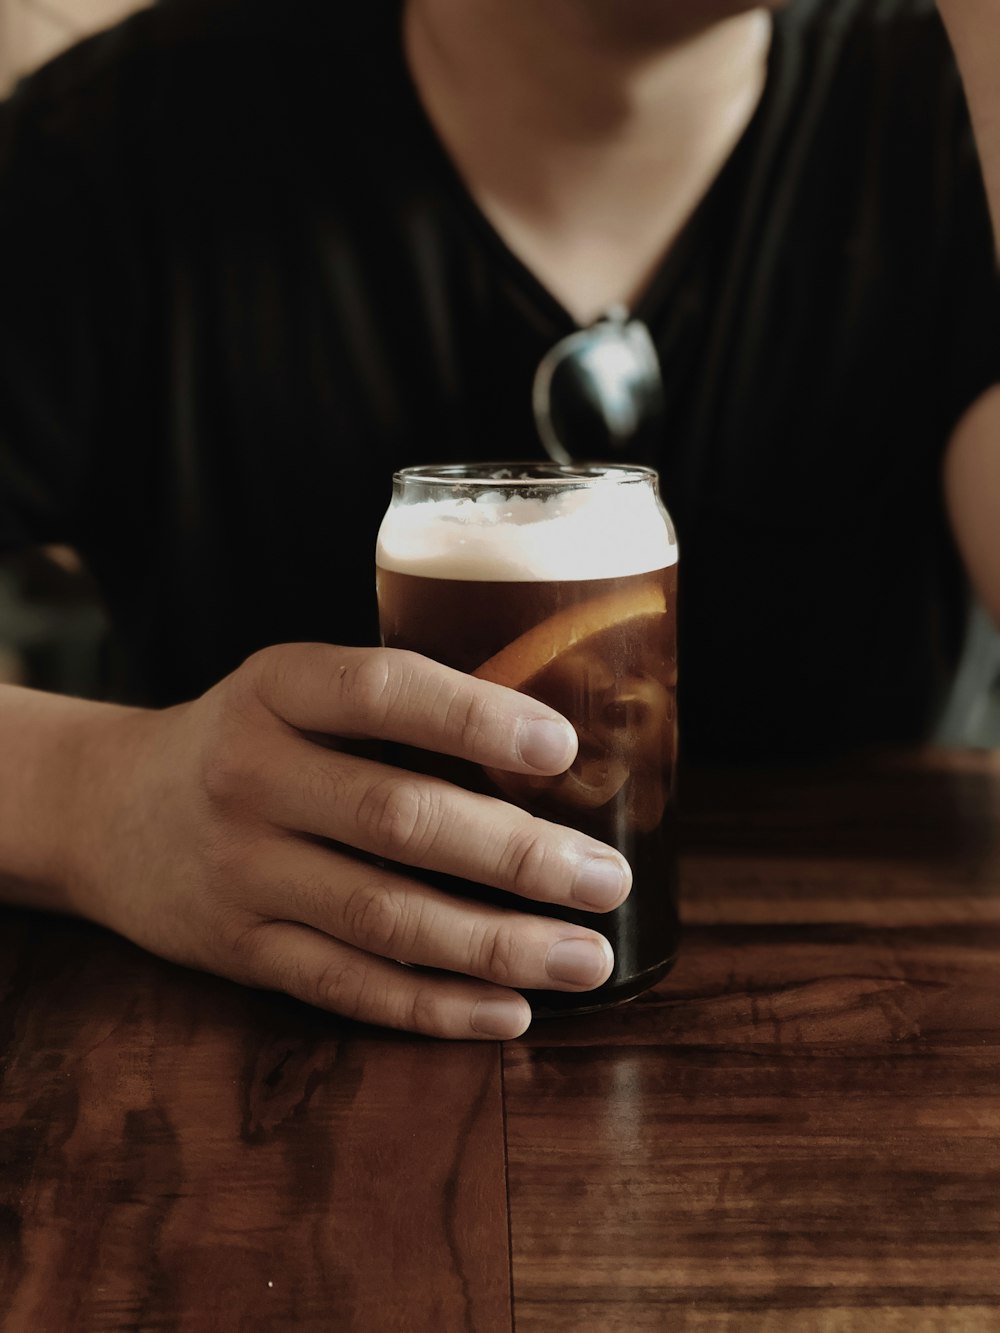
[577,1,785,44]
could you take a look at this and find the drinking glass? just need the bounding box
[376,462,679,1013]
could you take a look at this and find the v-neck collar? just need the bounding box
[391,1,790,338]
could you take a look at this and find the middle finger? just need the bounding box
[258,735,632,913]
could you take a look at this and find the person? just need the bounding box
[0,0,998,1040]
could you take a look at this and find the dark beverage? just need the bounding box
[376,464,679,1013]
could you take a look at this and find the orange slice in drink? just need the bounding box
[473,582,671,822]
[472,583,667,692]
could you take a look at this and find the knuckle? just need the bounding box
[198,728,267,811]
[198,742,239,807]
[341,880,409,957]
[222,918,269,980]
[234,642,327,725]
[312,957,369,1020]
[406,987,451,1037]
[357,777,438,860]
[445,688,495,755]
[500,824,557,898]
[198,658,285,809]
[477,923,524,986]
[343,649,399,731]
[236,645,288,711]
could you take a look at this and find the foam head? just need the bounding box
[376,480,677,581]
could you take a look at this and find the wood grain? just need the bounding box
[503,752,1000,1330]
[0,914,511,1332]
[4,752,1000,1332]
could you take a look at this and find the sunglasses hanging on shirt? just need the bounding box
[532,306,666,464]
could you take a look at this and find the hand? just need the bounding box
[71,644,631,1039]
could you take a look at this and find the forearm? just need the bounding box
[0,684,135,914]
[939,0,1000,248]
[946,385,1000,626]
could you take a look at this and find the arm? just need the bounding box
[938,1,1000,247]
[0,647,629,1039]
[944,385,1000,624]
[935,6,1000,616]
[0,684,134,913]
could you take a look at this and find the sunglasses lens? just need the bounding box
[535,321,664,462]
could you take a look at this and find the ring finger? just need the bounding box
[251,835,615,994]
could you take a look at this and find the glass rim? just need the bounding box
[392,461,659,488]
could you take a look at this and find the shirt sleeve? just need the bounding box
[0,46,143,553]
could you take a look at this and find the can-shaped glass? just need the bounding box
[376,462,679,1014]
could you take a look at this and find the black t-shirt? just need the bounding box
[1,0,998,759]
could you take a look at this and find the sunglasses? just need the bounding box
[532,305,665,464]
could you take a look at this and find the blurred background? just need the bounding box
[0,0,147,694]
[1,0,999,740]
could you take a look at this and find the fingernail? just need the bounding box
[573,855,631,910]
[517,718,577,772]
[546,937,613,988]
[471,998,531,1039]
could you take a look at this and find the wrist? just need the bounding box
[0,685,141,917]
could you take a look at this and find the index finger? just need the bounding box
[244,643,578,775]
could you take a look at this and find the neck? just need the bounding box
[406,0,771,147]
[405,0,773,321]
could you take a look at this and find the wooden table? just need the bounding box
[2,751,999,1331]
